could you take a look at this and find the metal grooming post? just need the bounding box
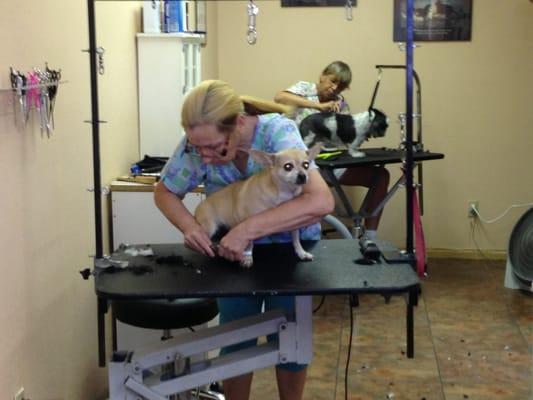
[86,0,107,367]
[374,64,424,215]
[405,0,415,258]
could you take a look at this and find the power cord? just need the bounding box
[344,295,357,400]
[469,217,490,262]
[470,202,533,224]
[313,296,326,313]
[470,202,533,263]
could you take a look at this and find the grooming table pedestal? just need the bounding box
[108,297,311,399]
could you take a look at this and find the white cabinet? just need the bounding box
[111,183,203,247]
[137,33,204,158]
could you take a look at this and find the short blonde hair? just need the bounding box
[322,61,352,91]
[182,80,293,131]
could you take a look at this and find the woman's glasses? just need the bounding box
[184,138,228,158]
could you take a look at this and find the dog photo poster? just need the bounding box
[393,0,472,42]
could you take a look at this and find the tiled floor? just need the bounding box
[250,258,533,400]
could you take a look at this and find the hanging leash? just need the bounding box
[368,67,382,111]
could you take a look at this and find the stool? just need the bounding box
[111,298,223,400]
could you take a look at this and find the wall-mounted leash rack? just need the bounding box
[1,64,64,138]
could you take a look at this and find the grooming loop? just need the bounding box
[7,64,63,137]
[368,67,382,111]
[246,0,259,45]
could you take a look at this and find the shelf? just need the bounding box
[136,32,205,44]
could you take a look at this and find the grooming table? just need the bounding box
[93,239,419,399]
[316,147,444,235]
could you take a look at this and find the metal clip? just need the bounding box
[398,113,406,148]
[10,67,27,128]
[96,46,105,75]
[345,0,353,21]
[398,42,421,52]
[247,0,259,45]
[87,186,110,195]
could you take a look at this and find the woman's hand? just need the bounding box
[183,223,216,258]
[317,100,342,113]
[217,225,250,262]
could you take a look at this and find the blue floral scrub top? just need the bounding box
[160,113,321,243]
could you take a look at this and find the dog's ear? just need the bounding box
[307,142,323,161]
[249,149,276,167]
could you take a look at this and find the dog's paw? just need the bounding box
[240,255,254,269]
[349,150,366,158]
[296,250,314,261]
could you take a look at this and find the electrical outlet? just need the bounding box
[468,201,479,218]
[14,387,24,400]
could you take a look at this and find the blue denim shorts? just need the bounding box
[217,296,307,372]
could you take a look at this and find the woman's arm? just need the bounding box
[217,169,335,261]
[275,90,321,110]
[275,91,341,113]
[154,181,216,257]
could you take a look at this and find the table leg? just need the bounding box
[406,286,418,358]
[98,297,108,367]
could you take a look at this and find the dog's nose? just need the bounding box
[296,173,307,185]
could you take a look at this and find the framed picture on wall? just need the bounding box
[393,0,472,41]
[281,0,356,7]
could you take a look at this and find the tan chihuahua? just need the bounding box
[195,143,322,268]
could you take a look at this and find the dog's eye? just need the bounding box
[302,161,309,170]
[283,163,294,172]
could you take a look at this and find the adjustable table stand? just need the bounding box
[317,148,444,237]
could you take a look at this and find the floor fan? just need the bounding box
[505,208,533,291]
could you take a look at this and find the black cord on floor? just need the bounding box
[345,295,356,400]
[313,295,326,313]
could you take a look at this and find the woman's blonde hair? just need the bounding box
[182,80,292,132]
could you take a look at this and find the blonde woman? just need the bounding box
[154,80,334,400]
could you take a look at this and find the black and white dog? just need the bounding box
[299,108,389,157]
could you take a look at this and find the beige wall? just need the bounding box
[216,0,533,253]
[0,1,105,398]
[0,1,218,398]
[0,1,531,398]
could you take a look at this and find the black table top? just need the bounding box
[94,239,419,299]
[316,147,444,169]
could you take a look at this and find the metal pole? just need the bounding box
[87,0,103,260]
[87,0,106,367]
[405,0,414,257]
